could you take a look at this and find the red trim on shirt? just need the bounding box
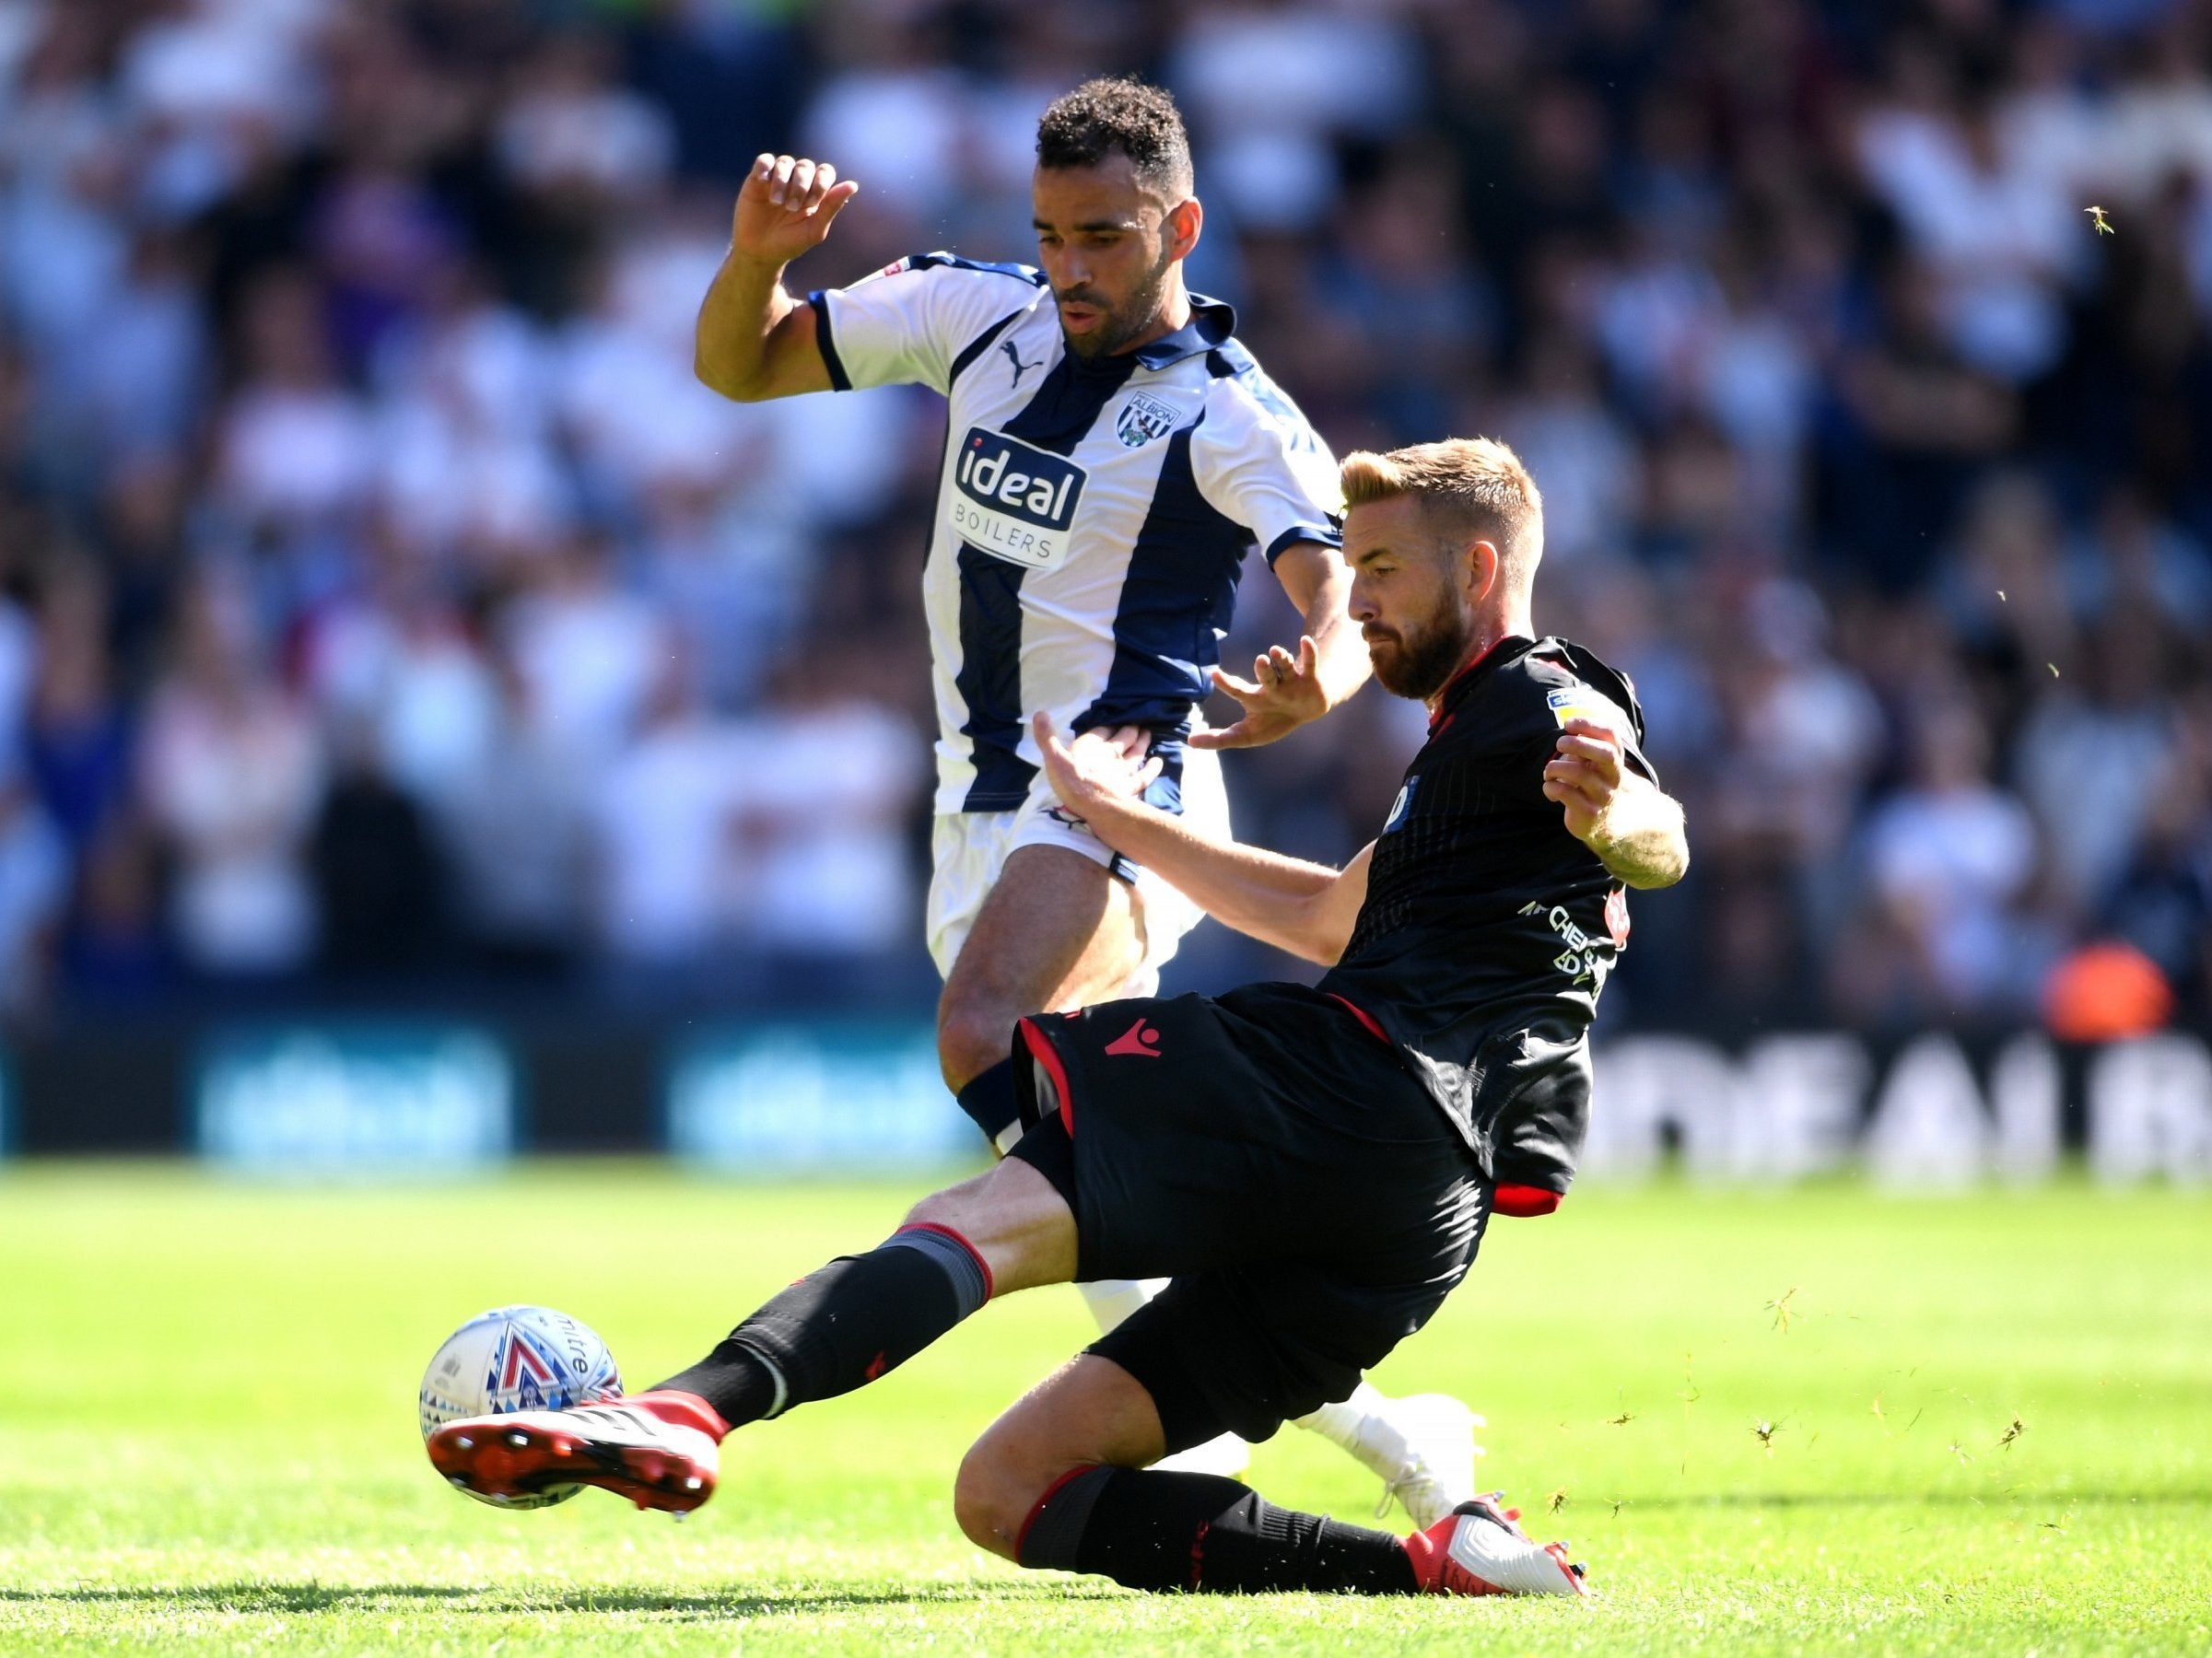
[1494,1185,1564,1218]
[1426,633,1532,733]
[1327,993,1390,1045]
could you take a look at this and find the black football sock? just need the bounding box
[1019,1466,1418,1595]
[652,1224,991,1429]
[954,1059,1022,1150]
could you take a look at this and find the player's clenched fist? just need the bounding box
[1541,717,1626,844]
[1541,715,1686,889]
[732,153,860,266]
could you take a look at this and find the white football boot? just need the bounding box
[1293,1384,1484,1529]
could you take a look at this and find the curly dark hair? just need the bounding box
[1035,76,1194,199]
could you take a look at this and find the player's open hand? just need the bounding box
[1542,717,1628,845]
[1190,636,1327,750]
[1032,713,1162,823]
[732,153,860,266]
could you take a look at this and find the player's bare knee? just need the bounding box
[904,1162,1042,1244]
[936,992,1016,1092]
[903,1172,990,1238]
[951,1438,1029,1558]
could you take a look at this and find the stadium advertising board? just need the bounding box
[668,1022,977,1173]
[656,1021,2212,1183]
[1586,1031,2212,1186]
[197,1024,516,1177]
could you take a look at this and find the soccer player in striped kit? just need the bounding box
[690,77,1476,1515]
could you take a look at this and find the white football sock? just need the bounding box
[1293,1379,1390,1449]
[1076,1277,1168,1334]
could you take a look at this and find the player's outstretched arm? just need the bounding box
[1032,712,1370,963]
[695,153,860,403]
[1543,718,1690,889]
[1191,541,1370,751]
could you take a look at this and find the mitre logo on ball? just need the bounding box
[419,1304,624,1510]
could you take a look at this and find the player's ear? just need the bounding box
[1462,537,1501,604]
[1165,195,1201,262]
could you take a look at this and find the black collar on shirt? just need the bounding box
[1427,633,1536,734]
[1129,295,1237,369]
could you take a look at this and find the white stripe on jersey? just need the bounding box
[813,252,1341,815]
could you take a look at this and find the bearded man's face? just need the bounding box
[1033,157,1184,360]
[1346,496,1477,701]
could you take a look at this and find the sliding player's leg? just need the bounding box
[999,1099,1576,1595]
[956,1350,1416,1593]
[929,824,1261,1471]
[952,1285,1584,1598]
[424,1156,1076,1510]
[1012,987,1487,1521]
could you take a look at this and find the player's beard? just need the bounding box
[1057,241,1176,360]
[1366,598,1474,701]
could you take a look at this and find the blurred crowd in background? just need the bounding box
[0,0,2209,1037]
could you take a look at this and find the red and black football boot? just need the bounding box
[427,1389,727,1514]
[1403,1491,1589,1597]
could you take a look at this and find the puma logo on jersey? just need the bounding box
[1002,338,1046,387]
[1105,1019,1164,1057]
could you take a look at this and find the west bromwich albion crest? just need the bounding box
[1117,392,1178,449]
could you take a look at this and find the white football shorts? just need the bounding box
[926,742,1229,995]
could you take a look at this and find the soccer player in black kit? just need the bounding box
[428,438,1691,1599]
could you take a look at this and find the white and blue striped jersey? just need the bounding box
[809,252,1342,815]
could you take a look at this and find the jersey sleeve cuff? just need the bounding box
[806,291,851,391]
[1264,523,1342,564]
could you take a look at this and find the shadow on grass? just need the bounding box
[0,1582,1091,1620]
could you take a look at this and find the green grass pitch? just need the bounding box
[2,1163,2207,1654]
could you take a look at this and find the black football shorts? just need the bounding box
[1007,983,1490,1451]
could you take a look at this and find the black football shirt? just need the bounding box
[1316,634,1656,1193]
